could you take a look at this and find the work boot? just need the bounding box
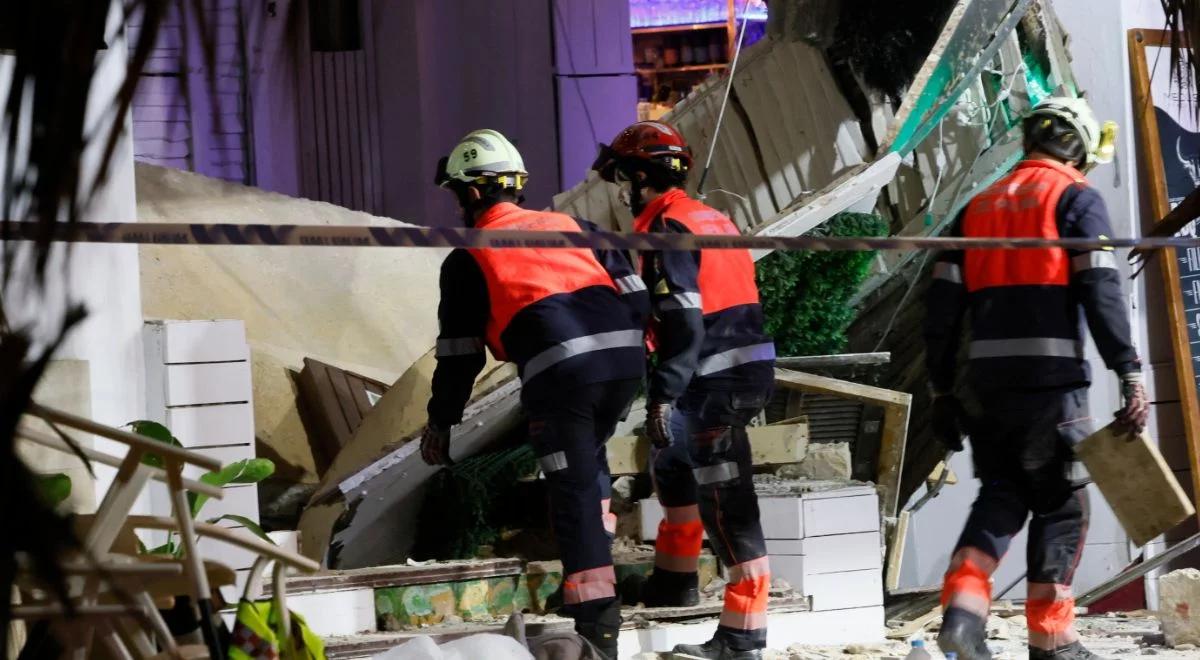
[572,599,621,660]
[1028,641,1106,660]
[937,606,993,660]
[670,637,763,659]
[620,569,700,608]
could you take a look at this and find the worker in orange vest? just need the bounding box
[924,98,1149,660]
[594,121,775,660]
[420,129,649,658]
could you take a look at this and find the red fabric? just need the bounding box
[656,518,704,559]
[469,204,617,360]
[634,190,760,315]
[941,557,992,609]
[1027,596,1077,634]
[961,159,1084,293]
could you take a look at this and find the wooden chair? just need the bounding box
[12,403,318,659]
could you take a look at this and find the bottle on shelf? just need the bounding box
[680,36,694,65]
[663,37,680,67]
[904,639,932,660]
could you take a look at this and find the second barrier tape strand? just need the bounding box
[5,221,1200,252]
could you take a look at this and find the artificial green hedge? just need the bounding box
[756,212,888,357]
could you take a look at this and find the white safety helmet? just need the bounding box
[435,129,528,190]
[1025,97,1118,170]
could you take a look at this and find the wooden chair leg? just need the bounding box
[97,621,136,660]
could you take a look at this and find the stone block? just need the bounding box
[1159,568,1200,647]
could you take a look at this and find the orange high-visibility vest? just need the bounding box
[468,203,616,360]
[962,159,1084,292]
[635,190,760,314]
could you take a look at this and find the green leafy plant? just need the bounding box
[36,473,72,508]
[756,212,888,356]
[127,420,276,557]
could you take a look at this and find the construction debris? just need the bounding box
[1159,569,1200,647]
[776,442,852,481]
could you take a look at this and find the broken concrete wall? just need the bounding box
[135,164,447,483]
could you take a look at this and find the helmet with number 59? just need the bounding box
[435,129,528,190]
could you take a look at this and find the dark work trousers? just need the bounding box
[650,385,772,649]
[956,386,1092,587]
[526,378,641,623]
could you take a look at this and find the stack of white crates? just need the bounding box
[640,484,884,618]
[759,485,883,614]
[144,320,261,594]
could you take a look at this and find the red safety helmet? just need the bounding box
[592,121,693,183]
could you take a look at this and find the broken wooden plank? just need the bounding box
[264,559,524,596]
[606,422,809,476]
[774,352,891,370]
[886,605,940,639]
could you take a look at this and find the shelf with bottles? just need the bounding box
[633,30,730,72]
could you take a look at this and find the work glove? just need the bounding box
[419,422,454,466]
[1115,371,1150,434]
[930,393,966,453]
[645,401,673,449]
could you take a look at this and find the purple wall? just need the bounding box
[552,0,638,191]
[374,0,562,226]
[130,0,637,226]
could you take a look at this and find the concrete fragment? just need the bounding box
[777,442,852,481]
[1158,569,1200,647]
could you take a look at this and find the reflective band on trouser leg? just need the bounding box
[656,505,703,573]
[563,565,617,605]
[720,556,770,632]
[941,547,998,618]
[600,498,617,537]
[1026,583,1079,650]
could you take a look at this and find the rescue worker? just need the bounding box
[924,98,1150,660]
[594,121,775,660]
[419,129,649,659]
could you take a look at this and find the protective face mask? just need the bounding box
[617,179,633,209]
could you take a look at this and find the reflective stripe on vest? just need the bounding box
[634,189,760,315]
[469,204,618,361]
[695,342,776,376]
[522,329,644,381]
[962,160,1085,293]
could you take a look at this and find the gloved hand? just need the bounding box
[1116,371,1150,434]
[645,401,673,449]
[419,422,454,466]
[931,394,966,452]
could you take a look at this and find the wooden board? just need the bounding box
[1075,422,1195,547]
[605,421,809,475]
[1128,29,1200,520]
[296,357,391,474]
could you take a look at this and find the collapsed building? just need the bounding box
[8,0,1200,658]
